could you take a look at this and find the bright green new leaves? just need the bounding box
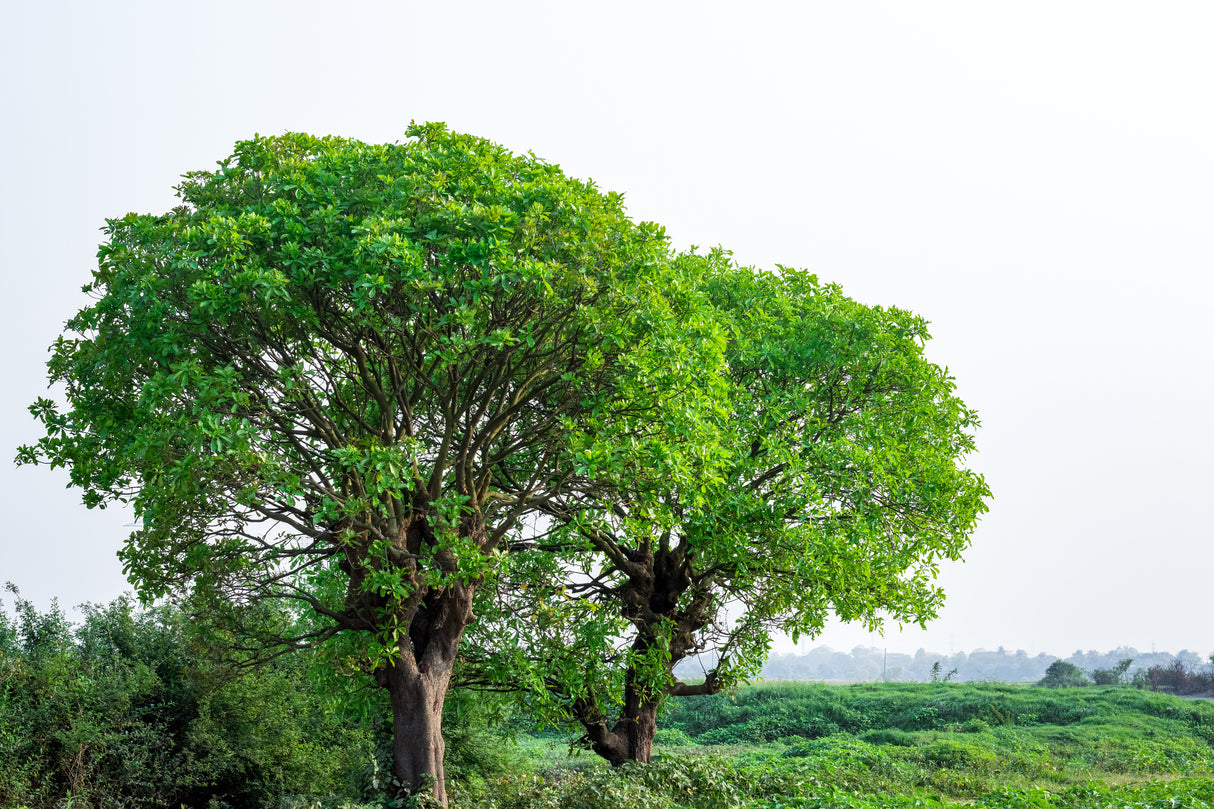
[20,121,990,783]
[19,124,678,668]
[470,248,990,759]
[705,259,989,638]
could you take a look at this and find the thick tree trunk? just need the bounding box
[376,580,476,807]
[576,681,661,766]
[574,651,664,765]
[583,717,629,766]
[572,545,714,766]
[621,681,660,763]
[385,665,451,804]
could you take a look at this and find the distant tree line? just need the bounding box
[1038,656,1214,693]
[721,644,1214,685]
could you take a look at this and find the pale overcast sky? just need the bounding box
[2,2,1211,659]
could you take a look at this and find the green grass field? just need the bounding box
[424,682,1214,809]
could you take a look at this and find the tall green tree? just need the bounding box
[471,251,990,764]
[19,124,705,804]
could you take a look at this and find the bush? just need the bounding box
[0,586,373,809]
[1142,659,1214,695]
[1038,661,1089,688]
[653,727,693,747]
[921,739,1000,773]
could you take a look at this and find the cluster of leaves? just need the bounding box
[0,585,373,809]
[466,253,990,763]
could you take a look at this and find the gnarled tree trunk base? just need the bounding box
[385,666,450,805]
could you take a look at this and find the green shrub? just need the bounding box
[920,739,1000,773]
[653,727,693,747]
[0,587,373,809]
[1038,661,1089,688]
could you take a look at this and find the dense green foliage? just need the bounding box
[19,122,990,791]
[470,252,990,764]
[18,123,719,802]
[1038,661,1091,689]
[0,586,374,808]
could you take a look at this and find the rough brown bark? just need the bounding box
[621,680,660,763]
[571,545,721,765]
[580,708,629,765]
[375,578,476,807]
[575,679,661,765]
[385,665,449,802]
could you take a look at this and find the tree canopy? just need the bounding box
[21,123,989,798]
[20,123,716,803]
[469,250,990,763]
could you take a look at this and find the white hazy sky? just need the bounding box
[2,2,1211,659]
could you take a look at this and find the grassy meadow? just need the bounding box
[441,682,1214,809]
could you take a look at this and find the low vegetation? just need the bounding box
[5,590,1213,808]
[0,587,375,808]
[467,681,1214,808]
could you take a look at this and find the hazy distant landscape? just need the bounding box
[754,645,1214,685]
